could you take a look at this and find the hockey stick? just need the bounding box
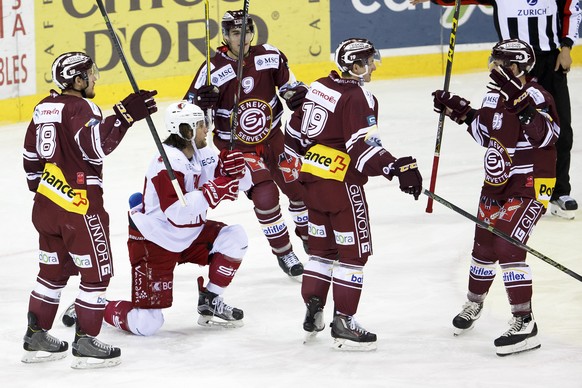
[203,0,213,126]
[95,0,187,206]
[425,0,462,214]
[204,0,211,85]
[423,189,582,282]
[229,0,250,150]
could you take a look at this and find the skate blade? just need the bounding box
[496,338,541,357]
[71,355,121,369]
[332,338,377,352]
[453,325,475,336]
[21,350,67,363]
[197,315,244,328]
[302,328,324,344]
[550,206,575,220]
[288,274,303,283]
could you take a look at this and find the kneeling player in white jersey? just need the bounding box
[64,102,251,335]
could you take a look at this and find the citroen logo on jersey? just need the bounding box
[484,138,511,186]
[235,98,273,144]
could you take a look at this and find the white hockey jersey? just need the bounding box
[130,144,251,252]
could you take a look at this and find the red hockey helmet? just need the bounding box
[221,10,254,36]
[490,38,536,76]
[51,52,98,90]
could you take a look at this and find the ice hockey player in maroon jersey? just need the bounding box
[285,38,423,351]
[22,52,157,368]
[412,0,579,218]
[184,10,309,279]
[432,39,559,356]
[68,102,250,335]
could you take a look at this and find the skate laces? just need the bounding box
[279,252,300,267]
[458,301,482,320]
[211,295,234,315]
[347,316,367,334]
[36,331,62,348]
[501,316,525,337]
[79,334,113,352]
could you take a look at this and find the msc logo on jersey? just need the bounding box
[255,54,279,70]
[211,64,236,86]
[235,99,273,144]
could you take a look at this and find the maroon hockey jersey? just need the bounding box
[184,44,293,152]
[23,90,129,213]
[285,71,397,186]
[468,82,559,206]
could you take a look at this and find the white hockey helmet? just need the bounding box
[164,101,205,138]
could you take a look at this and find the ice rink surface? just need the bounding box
[1,69,581,387]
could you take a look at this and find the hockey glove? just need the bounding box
[201,176,239,209]
[279,81,308,110]
[195,85,220,110]
[218,149,246,179]
[113,90,158,128]
[488,66,530,113]
[277,152,301,183]
[390,156,423,200]
[432,90,472,124]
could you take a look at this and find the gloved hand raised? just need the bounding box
[279,81,308,110]
[432,90,472,124]
[113,90,158,128]
[201,176,239,209]
[389,156,423,200]
[195,85,220,110]
[488,66,530,113]
[218,149,245,179]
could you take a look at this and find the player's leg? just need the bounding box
[182,221,247,328]
[452,196,499,335]
[492,197,543,356]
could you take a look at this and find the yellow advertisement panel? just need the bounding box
[0,0,330,123]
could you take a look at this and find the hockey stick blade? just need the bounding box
[423,189,582,282]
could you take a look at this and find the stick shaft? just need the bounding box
[95,0,186,206]
[229,0,250,150]
[424,189,582,282]
[425,0,461,213]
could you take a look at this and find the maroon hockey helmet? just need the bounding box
[334,38,380,74]
[221,10,254,36]
[51,52,98,90]
[490,38,536,76]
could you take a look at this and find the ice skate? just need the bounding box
[452,301,483,336]
[550,195,577,220]
[198,287,244,328]
[22,312,68,363]
[71,325,121,369]
[60,302,77,327]
[494,313,540,356]
[303,296,325,344]
[277,251,304,280]
[330,314,377,351]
